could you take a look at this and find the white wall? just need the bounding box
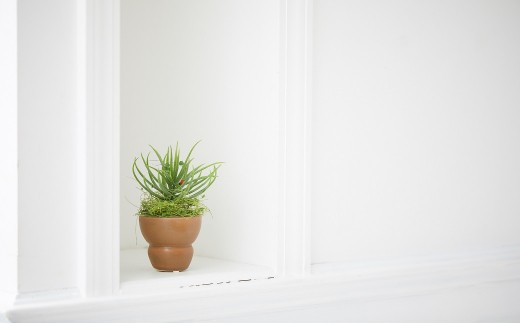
[120,0,281,268]
[3,0,520,321]
[0,0,18,300]
[311,0,520,264]
[17,0,79,293]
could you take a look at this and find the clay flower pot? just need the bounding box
[139,216,202,272]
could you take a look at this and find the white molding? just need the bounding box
[14,288,82,307]
[80,0,120,297]
[6,246,520,322]
[279,0,313,278]
[76,0,88,299]
[303,0,313,278]
[312,244,520,277]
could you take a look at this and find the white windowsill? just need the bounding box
[120,248,276,294]
[6,245,520,322]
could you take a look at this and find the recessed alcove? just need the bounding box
[119,0,283,290]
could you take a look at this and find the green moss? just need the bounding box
[138,195,208,218]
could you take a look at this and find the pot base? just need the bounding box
[148,245,194,272]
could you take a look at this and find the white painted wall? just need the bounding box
[3,0,520,321]
[17,0,79,293]
[311,0,520,264]
[0,0,18,301]
[120,0,281,268]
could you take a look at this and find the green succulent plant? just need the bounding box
[132,141,221,217]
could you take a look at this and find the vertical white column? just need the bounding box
[76,0,88,298]
[0,0,18,310]
[279,0,313,277]
[80,0,120,297]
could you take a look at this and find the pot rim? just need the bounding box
[138,214,203,218]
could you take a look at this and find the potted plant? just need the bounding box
[132,141,221,272]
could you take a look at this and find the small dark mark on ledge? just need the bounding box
[178,276,276,289]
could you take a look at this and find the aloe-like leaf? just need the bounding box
[187,181,211,198]
[188,176,216,198]
[144,161,171,197]
[132,160,165,199]
[149,145,165,167]
[188,172,215,192]
[164,146,170,166]
[147,164,174,192]
[172,143,180,181]
[179,170,202,199]
[141,178,165,200]
[168,145,175,181]
[154,146,171,188]
[133,158,158,191]
[141,154,165,193]
[185,141,201,163]
[132,141,221,205]
[178,158,193,182]
[185,162,222,181]
[177,141,200,180]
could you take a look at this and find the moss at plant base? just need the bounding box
[138,196,208,217]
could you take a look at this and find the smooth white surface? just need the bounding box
[0,0,18,301]
[120,0,281,268]
[311,0,520,264]
[120,248,274,293]
[215,280,520,323]
[17,0,79,293]
[280,0,313,277]
[10,282,520,322]
[81,0,120,297]
[7,246,520,322]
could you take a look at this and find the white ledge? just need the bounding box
[5,246,520,322]
[120,248,275,294]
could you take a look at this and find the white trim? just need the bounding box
[13,289,82,307]
[277,0,288,278]
[82,0,120,297]
[279,0,313,277]
[76,0,88,298]
[6,246,520,322]
[303,0,313,278]
[312,244,520,277]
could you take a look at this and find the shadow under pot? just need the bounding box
[139,216,202,272]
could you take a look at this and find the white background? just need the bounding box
[311,0,520,264]
[2,0,520,321]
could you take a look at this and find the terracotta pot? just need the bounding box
[139,216,202,272]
